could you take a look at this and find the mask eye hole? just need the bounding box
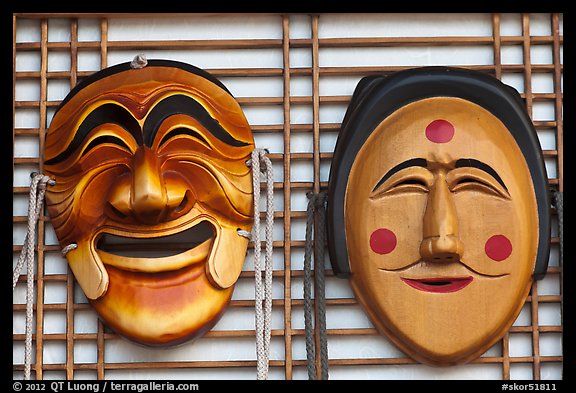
[81,135,131,157]
[452,176,499,194]
[448,169,510,199]
[387,176,429,194]
[395,178,428,188]
[159,127,210,148]
[370,168,431,199]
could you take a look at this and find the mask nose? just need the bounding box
[419,172,464,263]
[106,147,194,225]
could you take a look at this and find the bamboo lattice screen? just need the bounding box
[13,13,563,380]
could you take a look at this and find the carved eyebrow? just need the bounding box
[142,94,250,148]
[455,158,508,191]
[372,158,427,192]
[45,104,141,165]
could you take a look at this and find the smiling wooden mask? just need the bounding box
[327,67,550,366]
[44,60,254,346]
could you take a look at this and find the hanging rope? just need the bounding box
[249,148,274,380]
[303,191,329,380]
[553,190,563,268]
[12,173,54,380]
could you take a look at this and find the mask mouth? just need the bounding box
[95,220,216,273]
[400,276,473,293]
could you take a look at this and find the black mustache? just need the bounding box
[378,259,509,279]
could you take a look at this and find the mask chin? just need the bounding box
[205,224,250,289]
[65,239,109,300]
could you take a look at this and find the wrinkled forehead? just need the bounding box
[57,66,227,108]
[47,64,253,149]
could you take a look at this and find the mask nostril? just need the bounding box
[174,193,189,214]
[168,189,195,220]
[107,202,128,220]
[420,235,464,264]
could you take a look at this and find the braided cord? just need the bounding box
[13,173,54,380]
[251,148,274,380]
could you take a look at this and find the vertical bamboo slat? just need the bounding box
[551,13,563,195]
[65,18,79,381]
[492,13,510,381]
[33,19,49,381]
[97,17,108,381]
[522,13,542,381]
[492,13,502,80]
[281,14,294,380]
[551,16,564,360]
[310,15,324,380]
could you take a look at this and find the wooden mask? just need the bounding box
[44,60,254,346]
[327,67,550,366]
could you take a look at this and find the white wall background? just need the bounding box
[13,13,563,380]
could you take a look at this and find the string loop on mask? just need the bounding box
[130,53,148,69]
[13,173,54,380]
[303,191,329,380]
[237,229,252,240]
[61,243,78,256]
[250,148,274,380]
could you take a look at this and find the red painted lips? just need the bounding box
[401,276,473,293]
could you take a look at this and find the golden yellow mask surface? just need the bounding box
[327,67,550,366]
[44,60,254,346]
[346,97,538,365]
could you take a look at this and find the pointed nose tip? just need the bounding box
[106,148,195,225]
[420,235,464,263]
[130,147,168,225]
[131,194,167,225]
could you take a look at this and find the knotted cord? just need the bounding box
[13,173,54,380]
[303,192,329,380]
[130,53,148,69]
[249,148,275,380]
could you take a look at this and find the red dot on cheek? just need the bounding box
[485,234,513,261]
[370,228,397,255]
[426,119,455,143]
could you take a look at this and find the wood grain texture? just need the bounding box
[345,97,540,366]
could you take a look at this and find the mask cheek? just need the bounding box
[485,234,513,262]
[454,194,517,275]
[76,172,119,228]
[363,224,420,271]
[370,228,397,255]
[50,171,123,301]
[357,199,425,271]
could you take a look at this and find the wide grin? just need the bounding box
[95,220,216,273]
[400,276,473,293]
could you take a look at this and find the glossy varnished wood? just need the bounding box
[43,61,254,346]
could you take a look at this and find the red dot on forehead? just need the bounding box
[425,119,455,143]
[485,234,513,262]
[370,228,397,255]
